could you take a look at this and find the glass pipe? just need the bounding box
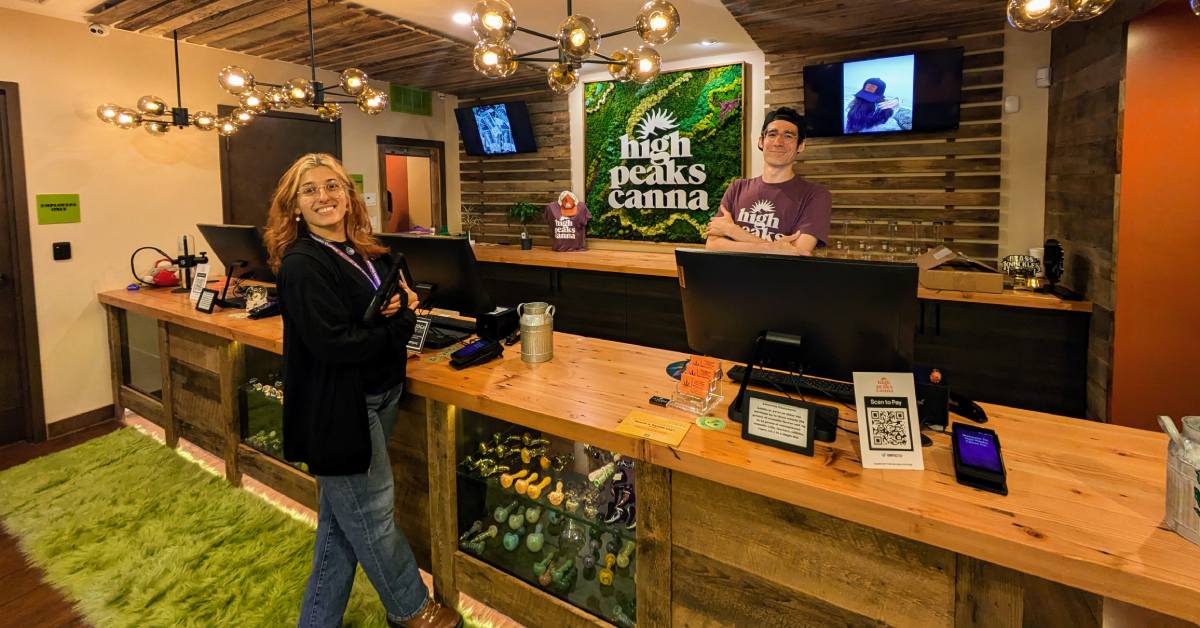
[564,490,581,514]
[624,503,637,530]
[458,520,483,547]
[477,461,510,478]
[616,539,636,569]
[508,507,526,530]
[466,525,498,555]
[598,553,616,586]
[538,558,556,587]
[503,530,522,551]
[525,505,542,525]
[515,472,539,495]
[499,469,528,490]
[526,476,553,500]
[493,500,518,524]
[533,550,557,577]
[588,462,617,489]
[559,519,586,555]
[526,524,545,552]
[552,559,577,591]
[611,600,636,628]
[521,446,549,465]
[547,481,565,507]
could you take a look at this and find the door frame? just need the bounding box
[0,81,46,442]
[218,107,342,224]
[376,136,447,232]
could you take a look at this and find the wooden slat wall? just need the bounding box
[458,86,569,246]
[768,30,1006,261]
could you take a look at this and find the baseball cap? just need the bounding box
[855,78,887,103]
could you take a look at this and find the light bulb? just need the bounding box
[629,45,661,84]
[115,109,140,130]
[145,121,170,136]
[218,65,254,94]
[266,87,291,109]
[137,95,167,115]
[239,88,270,113]
[1068,0,1115,19]
[231,107,254,126]
[557,15,599,60]
[547,62,578,95]
[96,103,120,124]
[284,78,315,106]
[192,111,216,131]
[357,88,388,115]
[471,0,516,43]
[217,117,238,137]
[1193,0,1199,16]
[1007,0,1073,30]
[339,68,369,96]
[473,41,518,78]
[608,48,634,82]
[317,103,342,121]
[635,0,680,45]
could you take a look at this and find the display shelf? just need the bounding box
[238,382,307,473]
[457,473,637,627]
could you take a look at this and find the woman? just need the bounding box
[845,77,901,134]
[264,153,461,628]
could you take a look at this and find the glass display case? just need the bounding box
[238,347,307,472]
[456,416,637,626]
[121,311,162,399]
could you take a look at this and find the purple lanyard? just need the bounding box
[310,235,381,290]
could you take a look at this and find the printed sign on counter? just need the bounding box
[852,372,924,470]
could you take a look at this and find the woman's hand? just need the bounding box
[382,279,420,317]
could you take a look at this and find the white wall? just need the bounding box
[999,29,1052,257]
[0,8,459,425]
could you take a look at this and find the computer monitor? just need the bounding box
[675,249,918,381]
[196,223,276,283]
[375,234,494,317]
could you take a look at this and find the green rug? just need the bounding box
[0,428,480,628]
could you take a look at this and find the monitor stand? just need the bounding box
[215,261,249,309]
[728,331,841,442]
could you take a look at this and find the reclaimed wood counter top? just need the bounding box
[98,287,1189,621]
[471,244,1094,313]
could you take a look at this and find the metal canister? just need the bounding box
[519,301,555,363]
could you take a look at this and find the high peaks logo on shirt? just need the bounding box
[608,108,708,211]
[736,198,782,240]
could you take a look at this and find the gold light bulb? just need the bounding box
[145,121,170,136]
[137,95,167,115]
[317,103,342,122]
[483,12,503,29]
[608,48,634,82]
[1007,0,1073,30]
[483,51,499,66]
[284,78,315,106]
[357,88,388,115]
[192,111,216,131]
[1025,0,1051,16]
[339,68,369,96]
[1067,0,1116,20]
[218,65,254,95]
[217,117,238,137]
[473,41,518,78]
[570,29,587,47]
[629,45,661,84]
[635,0,679,45]
[115,109,140,130]
[547,62,578,95]
[96,103,120,124]
[471,0,516,43]
[557,15,599,60]
[240,88,270,113]
[231,107,254,126]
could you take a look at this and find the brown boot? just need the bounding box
[391,597,463,628]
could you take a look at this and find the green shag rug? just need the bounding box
[0,428,483,628]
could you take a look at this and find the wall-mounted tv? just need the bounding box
[454,101,538,156]
[802,47,964,138]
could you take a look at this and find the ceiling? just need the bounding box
[0,0,1014,96]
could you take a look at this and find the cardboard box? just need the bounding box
[914,246,1004,293]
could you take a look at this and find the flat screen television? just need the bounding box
[803,47,964,137]
[454,101,538,156]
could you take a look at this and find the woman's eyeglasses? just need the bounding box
[298,181,345,198]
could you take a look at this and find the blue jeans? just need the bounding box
[298,384,429,627]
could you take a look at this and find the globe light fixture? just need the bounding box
[1006,0,1133,31]
[469,0,680,95]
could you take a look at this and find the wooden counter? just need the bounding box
[471,244,1094,313]
[98,287,1194,626]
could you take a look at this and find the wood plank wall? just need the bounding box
[768,30,1006,262]
[458,87,570,246]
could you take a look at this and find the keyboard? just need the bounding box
[726,365,855,403]
[428,314,476,333]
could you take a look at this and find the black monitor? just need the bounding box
[675,249,918,381]
[375,234,493,317]
[197,223,276,308]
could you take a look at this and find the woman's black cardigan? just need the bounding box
[277,237,416,476]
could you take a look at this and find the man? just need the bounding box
[706,107,831,255]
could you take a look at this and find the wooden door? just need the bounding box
[0,85,42,445]
[219,109,340,228]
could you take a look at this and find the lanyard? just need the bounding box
[310,235,381,290]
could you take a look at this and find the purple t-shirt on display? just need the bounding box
[720,176,832,246]
[544,201,590,252]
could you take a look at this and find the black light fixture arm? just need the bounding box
[514,44,560,59]
[599,26,637,38]
[517,26,556,41]
[169,29,190,128]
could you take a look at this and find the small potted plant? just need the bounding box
[507,200,540,250]
[461,204,483,246]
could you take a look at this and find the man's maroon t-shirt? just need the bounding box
[544,201,590,251]
[719,176,832,246]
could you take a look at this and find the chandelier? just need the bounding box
[1008,0,1200,30]
[469,0,680,94]
[96,30,225,136]
[212,0,387,134]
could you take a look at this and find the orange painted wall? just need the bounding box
[385,154,410,232]
[1110,2,1200,430]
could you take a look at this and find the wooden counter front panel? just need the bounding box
[389,394,433,574]
[671,474,957,627]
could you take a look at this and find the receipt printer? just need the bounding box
[476,306,519,342]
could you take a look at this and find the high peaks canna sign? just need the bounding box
[584,63,745,243]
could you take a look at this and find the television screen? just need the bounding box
[803,47,964,138]
[454,101,538,156]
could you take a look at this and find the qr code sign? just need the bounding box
[867,407,913,450]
